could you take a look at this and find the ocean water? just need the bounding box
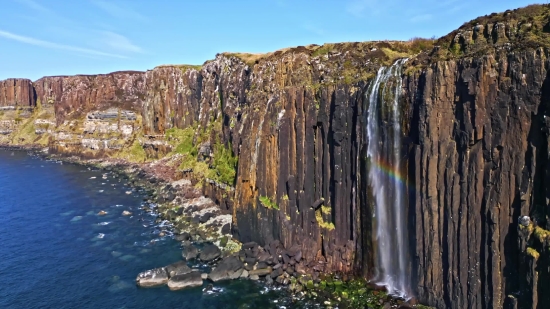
[0,150,295,309]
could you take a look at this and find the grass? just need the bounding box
[527,247,540,260]
[167,125,238,185]
[155,64,202,73]
[8,105,51,146]
[311,45,333,58]
[221,52,268,67]
[259,195,279,210]
[115,139,147,163]
[533,226,550,243]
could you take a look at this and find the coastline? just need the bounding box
[0,144,426,308]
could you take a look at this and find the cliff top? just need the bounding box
[428,4,550,62]
[3,4,549,84]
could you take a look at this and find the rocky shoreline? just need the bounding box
[0,144,427,309]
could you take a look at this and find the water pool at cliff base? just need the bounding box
[0,150,298,309]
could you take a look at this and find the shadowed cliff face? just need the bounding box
[404,49,550,309]
[2,7,550,307]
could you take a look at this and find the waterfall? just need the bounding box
[366,58,411,298]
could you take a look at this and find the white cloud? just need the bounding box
[346,0,380,17]
[91,0,147,21]
[100,31,143,53]
[0,30,126,58]
[410,14,432,23]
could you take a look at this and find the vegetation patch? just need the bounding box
[527,247,540,260]
[259,195,279,210]
[155,64,202,73]
[167,125,238,186]
[295,276,434,309]
[115,139,147,163]
[533,226,550,243]
[315,208,335,230]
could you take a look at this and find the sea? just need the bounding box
[0,150,301,309]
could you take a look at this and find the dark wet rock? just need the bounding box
[167,271,203,290]
[199,244,221,262]
[174,232,191,242]
[242,242,257,250]
[245,248,259,259]
[221,223,231,234]
[182,245,199,261]
[270,267,283,278]
[136,267,168,287]
[257,252,270,263]
[244,257,256,264]
[311,198,324,210]
[282,253,290,264]
[165,261,192,277]
[199,212,214,223]
[294,251,302,262]
[255,262,269,270]
[208,256,244,282]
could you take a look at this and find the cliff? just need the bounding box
[2,4,550,309]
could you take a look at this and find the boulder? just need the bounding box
[208,256,244,282]
[175,232,191,242]
[165,261,192,277]
[199,244,221,262]
[221,223,231,234]
[270,267,284,278]
[182,245,199,261]
[249,267,272,277]
[122,210,132,216]
[136,267,168,287]
[167,272,203,290]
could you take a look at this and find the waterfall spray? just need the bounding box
[366,58,411,298]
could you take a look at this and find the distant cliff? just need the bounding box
[2,4,550,309]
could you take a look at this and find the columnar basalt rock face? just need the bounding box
[404,49,550,309]
[142,52,375,275]
[33,71,146,124]
[0,78,35,107]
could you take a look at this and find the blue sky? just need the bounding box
[0,0,539,80]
